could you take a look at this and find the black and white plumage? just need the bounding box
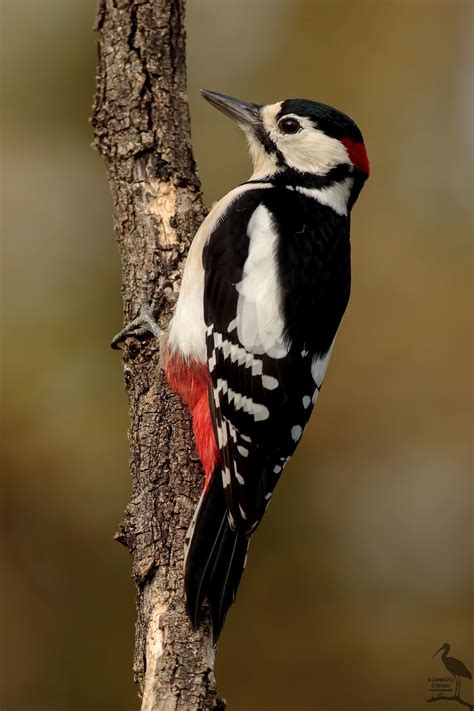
[165,90,370,639]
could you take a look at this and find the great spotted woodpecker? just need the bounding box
[114,90,369,639]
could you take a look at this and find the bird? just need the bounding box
[113,90,370,640]
[433,643,472,698]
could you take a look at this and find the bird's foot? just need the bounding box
[111,274,174,350]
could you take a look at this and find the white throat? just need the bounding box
[245,130,280,181]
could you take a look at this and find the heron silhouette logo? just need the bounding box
[427,643,473,710]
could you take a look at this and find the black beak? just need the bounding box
[433,646,444,659]
[201,90,261,128]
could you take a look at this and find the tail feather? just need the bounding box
[184,468,249,640]
[207,523,248,639]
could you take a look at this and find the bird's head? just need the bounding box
[201,90,369,209]
[433,643,450,658]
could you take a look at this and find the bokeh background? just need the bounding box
[1,1,472,710]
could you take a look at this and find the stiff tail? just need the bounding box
[184,469,249,640]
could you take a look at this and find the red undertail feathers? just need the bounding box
[163,347,219,486]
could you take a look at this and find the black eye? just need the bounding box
[278,117,301,134]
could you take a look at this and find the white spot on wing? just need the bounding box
[311,343,335,389]
[235,471,246,485]
[227,420,238,443]
[237,445,249,457]
[211,334,268,380]
[273,465,281,474]
[215,378,269,422]
[302,395,311,409]
[253,403,270,421]
[238,505,247,520]
[222,339,232,359]
[217,422,228,448]
[208,350,216,371]
[262,374,279,390]
[222,467,231,488]
[291,425,302,442]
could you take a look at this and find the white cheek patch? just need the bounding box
[264,109,351,176]
[278,120,350,175]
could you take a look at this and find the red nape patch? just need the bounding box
[341,137,370,175]
[163,349,219,486]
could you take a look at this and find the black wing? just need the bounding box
[185,186,350,636]
[203,190,332,530]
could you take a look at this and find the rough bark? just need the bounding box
[92,1,224,708]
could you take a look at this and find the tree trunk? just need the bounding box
[92,1,224,708]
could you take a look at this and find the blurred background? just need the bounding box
[1,1,472,710]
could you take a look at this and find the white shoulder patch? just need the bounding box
[168,183,272,361]
[236,204,289,359]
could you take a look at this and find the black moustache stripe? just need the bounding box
[253,124,285,166]
[244,163,353,190]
